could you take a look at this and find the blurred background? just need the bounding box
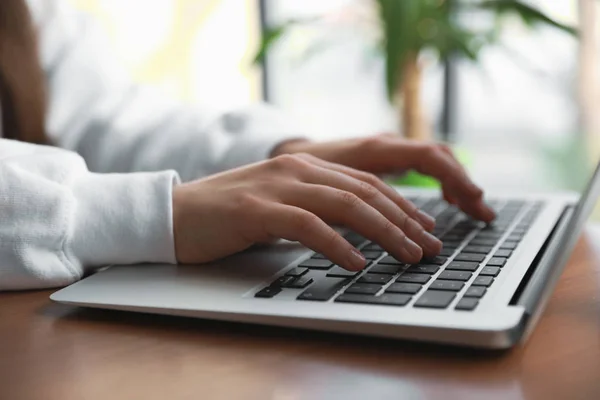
[68,0,600,198]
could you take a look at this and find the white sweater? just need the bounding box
[0,0,299,291]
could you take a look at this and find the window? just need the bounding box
[261,0,599,192]
[68,0,262,108]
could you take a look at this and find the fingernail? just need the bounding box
[421,231,442,254]
[401,236,423,261]
[347,248,366,270]
[416,209,435,228]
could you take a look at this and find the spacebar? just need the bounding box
[297,278,349,301]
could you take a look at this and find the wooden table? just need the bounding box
[2,229,600,400]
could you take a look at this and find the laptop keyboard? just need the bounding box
[255,198,544,311]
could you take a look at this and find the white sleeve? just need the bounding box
[0,139,179,291]
[30,0,302,183]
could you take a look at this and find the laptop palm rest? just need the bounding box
[51,240,309,305]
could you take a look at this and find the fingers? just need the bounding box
[438,145,496,221]
[406,142,480,196]
[280,183,426,264]
[438,145,470,205]
[295,160,441,258]
[391,142,495,222]
[293,138,494,223]
[294,153,437,231]
[443,191,459,206]
[262,203,367,271]
[268,153,440,259]
[282,158,442,262]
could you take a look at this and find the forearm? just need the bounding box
[54,97,304,182]
[0,140,179,291]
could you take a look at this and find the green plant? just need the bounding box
[254,0,576,141]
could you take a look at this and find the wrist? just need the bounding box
[171,184,189,263]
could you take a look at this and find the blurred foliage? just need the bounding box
[254,0,577,102]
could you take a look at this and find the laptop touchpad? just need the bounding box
[71,240,311,304]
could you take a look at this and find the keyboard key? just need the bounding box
[386,282,422,294]
[442,245,462,253]
[487,258,507,267]
[481,223,503,231]
[368,264,402,275]
[420,198,441,213]
[438,270,472,281]
[379,256,403,265]
[285,267,309,277]
[433,231,445,239]
[494,249,512,258]
[480,266,501,277]
[442,241,462,249]
[336,293,412,306]
[407,265,440,274]
[445,224,470,232]
[446,261,479,272]
[454,253,486,263]
[500,241,519,250]
[285,276,314,289]
[362,243,384,251]
[472,276,494,287]
[327,266,361,278]
[414,290,456,309]
[447,224,473,233]
[440,248,456,257]
[464,286,487,298]
[358,274,393,285]
[312,253,327,259]
[470,239,498,247]
[345,283,382,295]
[421,256,447,265]
[297,278,349,301]
[429,280,465,291]
[361,250,383,260]
[456,298,479,311]
[434,222,451,231]
[443,234,466,242]
[396,273,431,284]
[474,232,503,240]
[255,286,282,298]
[345,233,367,246]
[300,259,333,270]
[506,200,525,208]
[455,220,479,229]
[271,276,295,287]
[507,233,523,241]
[463,245,493,254]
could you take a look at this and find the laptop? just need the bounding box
[50,159,600,349]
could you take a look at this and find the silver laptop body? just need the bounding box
[51,162,600,349]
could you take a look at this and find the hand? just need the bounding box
[172,153,442,270]
[273,135,495,222]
